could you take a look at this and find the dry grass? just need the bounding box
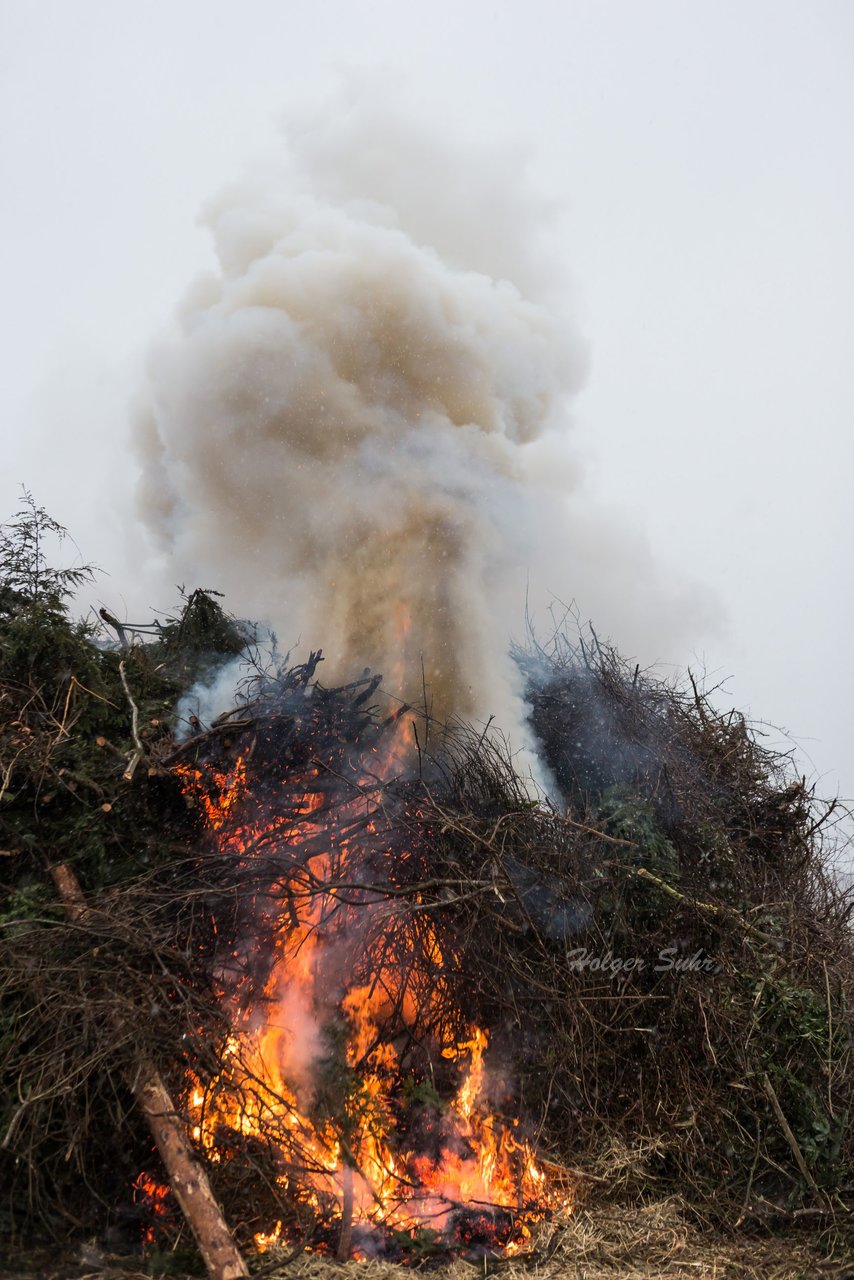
[2,1197,850,1280]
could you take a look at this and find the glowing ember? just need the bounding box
[175,685,571,1256]
[133,1171,171,1246]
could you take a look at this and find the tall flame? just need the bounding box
[177,705,570,1255]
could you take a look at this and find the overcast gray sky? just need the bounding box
[1,1,852,827]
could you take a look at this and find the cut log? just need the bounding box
[335,1161,354,1263]
[50,863,248,1280]
[132,1065,250,1280]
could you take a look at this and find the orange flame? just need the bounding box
[177,710,570,1255]
[133,1171,171,1247]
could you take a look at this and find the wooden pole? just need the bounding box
[50,864,249,1280]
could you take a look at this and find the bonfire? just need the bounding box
[1,502,853,1279]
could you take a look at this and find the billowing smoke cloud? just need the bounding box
[134,88,588,739]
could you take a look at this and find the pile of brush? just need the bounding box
[1,499,853,1274]
[440,631,854,1217]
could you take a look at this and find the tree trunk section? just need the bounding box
[335,1161,354,1262]
[133,1064,249,1279]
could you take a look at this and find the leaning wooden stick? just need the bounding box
[50,862,249,1280]
[335,1161,355,1262]
[761,1072,825,1205]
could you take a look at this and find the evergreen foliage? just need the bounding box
[0,499,251,1238]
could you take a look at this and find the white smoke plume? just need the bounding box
[134,87,589,741]
[135,85,714,765]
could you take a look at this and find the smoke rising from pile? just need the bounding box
[134,92,588,737]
